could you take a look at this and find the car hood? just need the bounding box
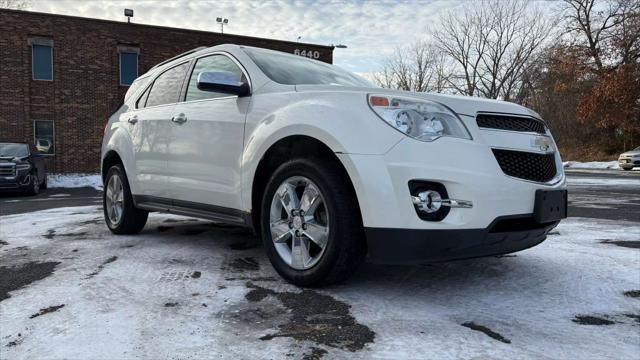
[620,150,640,157]
[294,85,539,119]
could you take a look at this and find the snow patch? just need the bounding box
[47,174,102,190]
[563,161,620,169]
[1,207,639,359]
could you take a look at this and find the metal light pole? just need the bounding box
[124,8,133,23]
[216,17,229,34]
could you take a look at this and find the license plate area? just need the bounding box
[534,189,567,223]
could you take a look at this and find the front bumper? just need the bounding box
[338,136,566,230]
[0,174,32,191]
[337,132,566,263]
[618,158,639,167]
[366,216,557,264]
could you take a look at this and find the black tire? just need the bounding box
[27,173,40,196]
[41,174,48,189]
[103,164,148,234]
[621,167,633,171]
[261,158,366,287]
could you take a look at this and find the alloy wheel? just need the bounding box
[105,174,124,226]
[269,176,330,270]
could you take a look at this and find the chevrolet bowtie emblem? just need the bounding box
[532,136,552,152]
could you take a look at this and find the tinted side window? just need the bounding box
[146,62,189,107]
[185,55,245,102]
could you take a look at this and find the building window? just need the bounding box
[34,120,55,155]
[32,44,53,81]
[119,47,139,86]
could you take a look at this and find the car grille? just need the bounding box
[0,164,16,177]
[477,114,546,134]
[492,149,557,183]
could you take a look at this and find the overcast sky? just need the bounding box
[28,0,468,74]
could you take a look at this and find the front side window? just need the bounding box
[32,44,53,81]
[136,86,151,109]
[185,55,246,101]
[243,47,372,87]
[120,51,138,86]
[145,62,189,107]
[34,120,55,155]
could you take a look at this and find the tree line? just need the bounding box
[375,0,639,160]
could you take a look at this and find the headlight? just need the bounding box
[368,94,471,142]
[16,163,31,171]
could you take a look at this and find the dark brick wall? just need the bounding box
[0,9,333,173]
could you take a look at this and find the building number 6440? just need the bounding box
[294,49,320,59]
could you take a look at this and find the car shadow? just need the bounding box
[134,218,557,296]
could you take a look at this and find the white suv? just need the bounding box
[101,44,567,286]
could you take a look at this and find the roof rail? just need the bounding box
[150,46,207,70]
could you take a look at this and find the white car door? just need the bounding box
[127,61,190,199]
[168,53,251,213]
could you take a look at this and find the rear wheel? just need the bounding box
[104,164,148,234]
[261,158,366,287]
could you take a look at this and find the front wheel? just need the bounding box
[104,164,148,234]
[261,158,366,287]
[27,173,40,196]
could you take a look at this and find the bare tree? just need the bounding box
[432,0,555,100]
[374,41,452,93]
[0,0,30,10]
[564,0,640,72]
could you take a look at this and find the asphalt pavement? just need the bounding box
[0,169,638,222]
[0,187,102,216]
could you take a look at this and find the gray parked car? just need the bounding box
[618,146,640,170]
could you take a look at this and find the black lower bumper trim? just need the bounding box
[365,215,558,264]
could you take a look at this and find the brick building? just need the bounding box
[0,9,333,173]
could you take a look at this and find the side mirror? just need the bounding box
[197,71,250,97]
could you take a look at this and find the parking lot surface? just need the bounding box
[0,170,638,359]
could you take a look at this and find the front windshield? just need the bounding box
[243,47,373,87]
[0,143,29,157]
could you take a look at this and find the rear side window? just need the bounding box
[145,62,189,107]
[185,55,246,102]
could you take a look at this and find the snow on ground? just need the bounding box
[563,161,621,169]
[1,206,639,359]
[47,174,102,190]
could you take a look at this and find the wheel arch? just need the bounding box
[101,150,124,182]
[248,135,362,235]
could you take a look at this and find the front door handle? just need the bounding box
[127,115,138,124]
[171,113,188,124]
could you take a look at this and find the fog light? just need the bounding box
[411,190,443,213]
[411,190,473,215]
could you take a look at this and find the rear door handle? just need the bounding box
[127,115,138,124]
[171,113,188,124]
